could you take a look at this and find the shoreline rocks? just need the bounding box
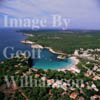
[57,55,67,60]
[44,47,66,55]
[31,44,43,49]
[21,40,67,59]
[21,40,34,45]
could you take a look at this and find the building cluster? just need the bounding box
[12,54,100,100]
[74,48,100,61]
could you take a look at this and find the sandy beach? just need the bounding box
[21,39,80,72]
[58,57,80,73]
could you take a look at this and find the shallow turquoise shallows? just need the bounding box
[32,49,74,70]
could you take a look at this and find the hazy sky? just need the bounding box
[0,0,100,29]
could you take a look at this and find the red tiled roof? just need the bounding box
[91,95,100,98]
[70,92,78,99]
[35,74,40,78]
[69,70,75,73]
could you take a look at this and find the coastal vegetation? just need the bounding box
[21,30,100,54]
[0,55,100,100]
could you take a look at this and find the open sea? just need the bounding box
[0,29,74,70]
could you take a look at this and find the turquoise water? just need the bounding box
[33,49,74,70]
[0,29,74,70]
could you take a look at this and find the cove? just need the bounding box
[32,48,74,70]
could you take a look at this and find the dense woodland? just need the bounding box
[22,30,100,54]
[0,55,100,100]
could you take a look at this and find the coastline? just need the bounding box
[23,33,34,37]
[21,33,66,56]
[21,39,67,58]
[20,38,80,71]
[58,57,80,73]
[21,40,35,45]
[44,47,67,55]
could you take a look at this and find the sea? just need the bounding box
[0,29,74,70]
